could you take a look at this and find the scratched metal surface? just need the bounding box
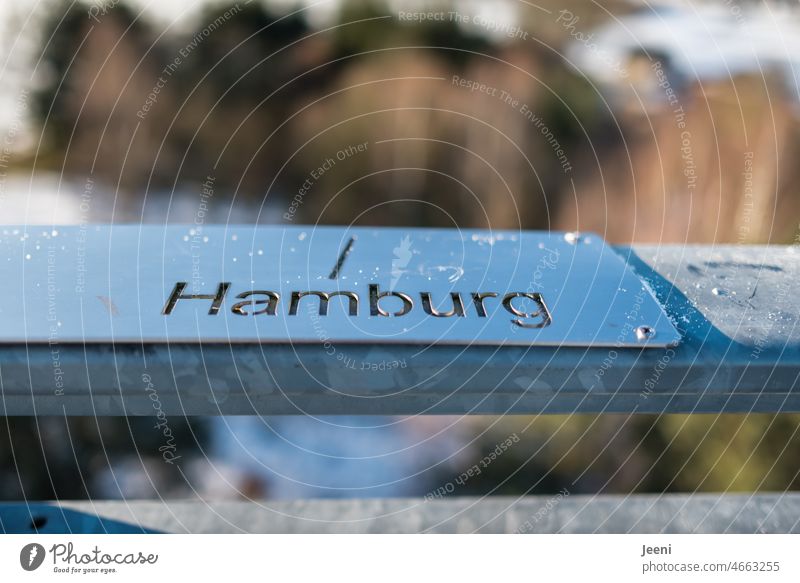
[0,243,798,415]
[0,225,677,347]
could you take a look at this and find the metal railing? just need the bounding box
[1,227,798,533]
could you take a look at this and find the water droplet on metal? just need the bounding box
[564,231,586,245]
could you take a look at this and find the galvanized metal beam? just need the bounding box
[2,494,798,533]
[0,228,798,415]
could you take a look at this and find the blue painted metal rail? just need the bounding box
[0,236,797,415]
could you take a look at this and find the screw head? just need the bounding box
[635,326,656,341]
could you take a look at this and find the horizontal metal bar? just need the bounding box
[0,242,798,415]
[2,494,798,533]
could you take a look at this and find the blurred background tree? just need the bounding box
[1,0,797,501]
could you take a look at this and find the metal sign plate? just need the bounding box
[0,226,679,347]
